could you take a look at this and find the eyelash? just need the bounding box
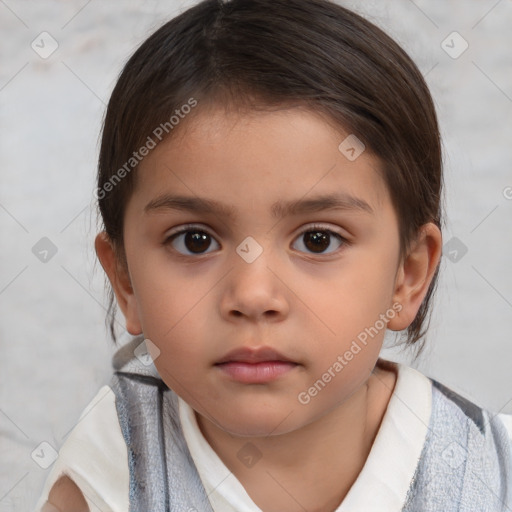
[163,223,349,257]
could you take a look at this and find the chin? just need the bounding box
[206,411,284,437]
[209,407,302,438]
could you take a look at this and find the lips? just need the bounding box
[215,346,298,384]
[215,346,296,365]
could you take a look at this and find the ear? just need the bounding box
[387,222,442,331]
[94,232,142,335]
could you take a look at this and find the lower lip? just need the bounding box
[216,361,297,383]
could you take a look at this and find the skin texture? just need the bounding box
[44,475,89,512]
[94,106,442,511]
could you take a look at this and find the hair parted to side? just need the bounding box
[97,0,443,360]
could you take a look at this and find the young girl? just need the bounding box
[36,0,512,510]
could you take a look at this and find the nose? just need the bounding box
[219,249,290,323]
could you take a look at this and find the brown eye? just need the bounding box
[292,228,345,255]
[304,231,330,253]
[184,231,211,253]
[167,229,220,255]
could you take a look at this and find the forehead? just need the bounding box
[131,106,390,217]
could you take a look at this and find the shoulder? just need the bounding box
[430,380,512,458]
[432,380,512,491]
[403,378,512,510]
[431,380,511,446]
[35,385,129,512]
[44,475,89,512]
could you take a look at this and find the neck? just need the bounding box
[196,363,397,512]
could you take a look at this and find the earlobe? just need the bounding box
[387,223,442,331]
[94,232,142,335]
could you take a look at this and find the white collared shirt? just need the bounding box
[35,360,512,512]
[178,360,432,512]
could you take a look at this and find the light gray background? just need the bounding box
[0,0,511,509]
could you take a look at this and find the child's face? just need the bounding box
[118,106,405,436]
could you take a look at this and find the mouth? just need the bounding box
[215,346,299,384]
[215,346,296,365]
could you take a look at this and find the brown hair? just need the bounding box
[97,0,443,360]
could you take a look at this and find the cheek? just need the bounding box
[295,253,397,373]
[138,290,207,352]
[129,265,215,361]
[128,251,202,329]
[310,265,395,334]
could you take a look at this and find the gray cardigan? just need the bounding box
[109,352,512,511]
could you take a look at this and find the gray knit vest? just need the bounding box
[109,348,511,511]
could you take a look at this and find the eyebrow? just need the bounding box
[144,192,374,218]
